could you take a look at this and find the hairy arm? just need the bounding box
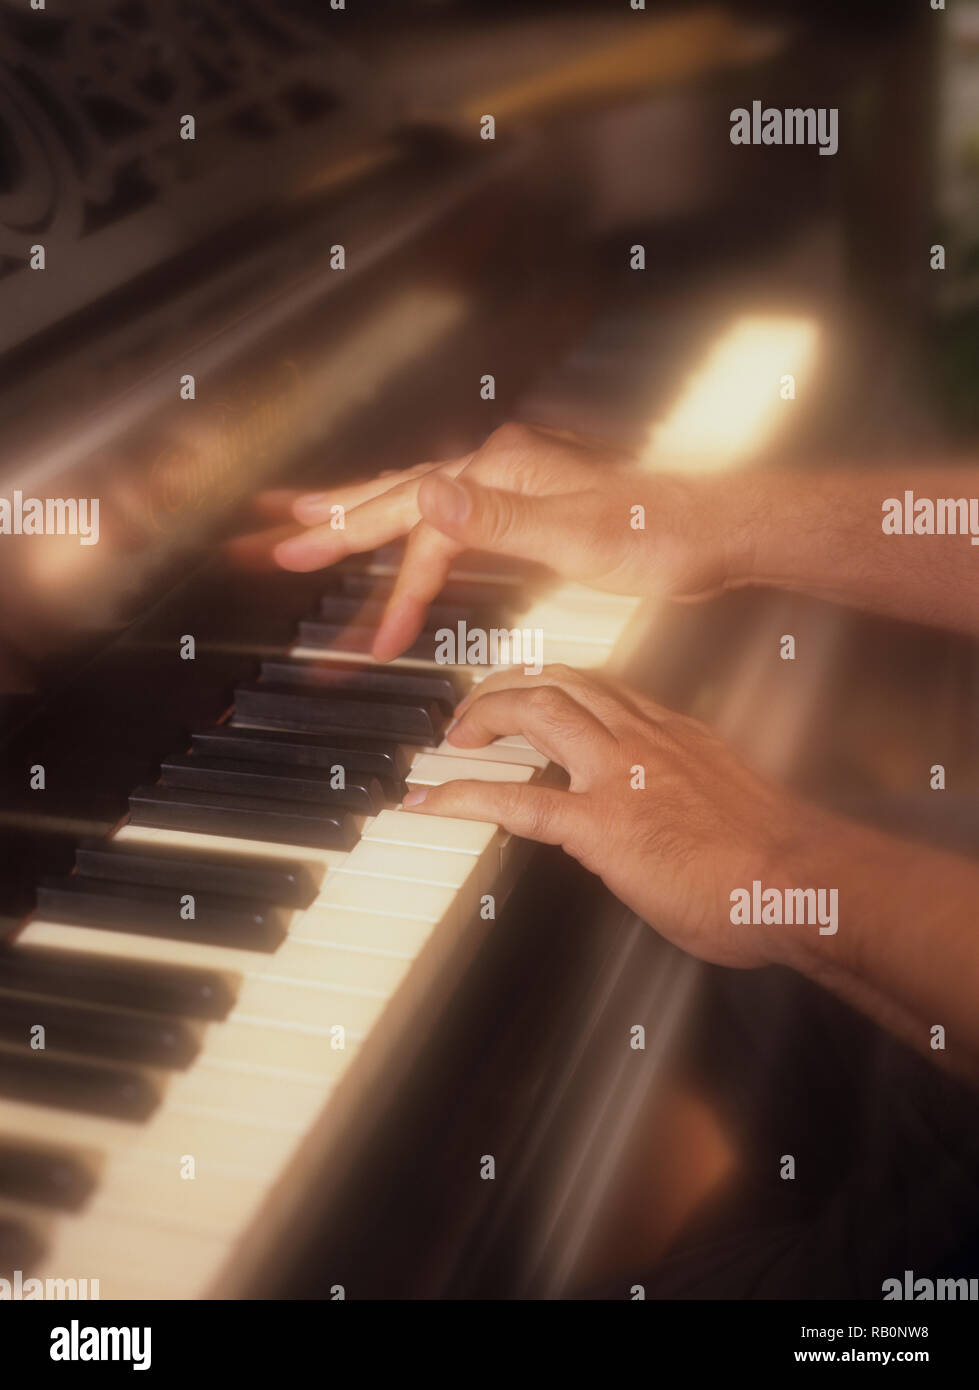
[718,468,979,637]
[767,811,979,1082]
[271,423,979,646]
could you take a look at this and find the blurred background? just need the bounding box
[0,0,978,1299]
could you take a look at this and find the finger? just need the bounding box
[455,664,636,733]
[402,779,579,849]
[371,521,460,661]
[291,455,475,525]
[417,472,586,572]
[273,476,431,572]
[448,686,616,788]
[290,461,449,525]
[224,522,307,570]
[251,489,305,521]
[274,460,473,572]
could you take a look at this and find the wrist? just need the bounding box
[656,471,775,596]
[756,802,871,981]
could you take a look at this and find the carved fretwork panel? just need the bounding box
[0,1,371,280]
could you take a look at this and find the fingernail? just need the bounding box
[402,788,428,807]
[425,475,470,526]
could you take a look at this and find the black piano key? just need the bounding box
[296,621,448,665]
[37,877,286,952]
[0,1216,46,1276]
[334,571,521,614]
[191,726,409,791]
[129,784,359,850]
[448,550,544,584]
[75,838,317,909]
[0,945,236,1020]
[159,753,386,816]
[259,659,465,712]
[333,544,405,575]
[0,1046,161,1120]
[318,594,500,632]
[0,1139,98,1211]
[334,546,540,586]
[233,682,446,744]
[0,989,202,1068]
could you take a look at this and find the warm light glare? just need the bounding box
[641,314,820,472]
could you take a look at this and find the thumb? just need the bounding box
[418,472,567,566]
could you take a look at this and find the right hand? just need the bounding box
[403,664,811,969]
[273,422,753,659]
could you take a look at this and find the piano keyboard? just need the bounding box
[0,555,643,1298]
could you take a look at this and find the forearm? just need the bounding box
[771,809,979,1083]
[709,468,979,637]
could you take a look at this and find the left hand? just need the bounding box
[403,665,814,968]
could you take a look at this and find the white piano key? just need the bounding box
[316,870,461,929]
[291,905,433,957]
[231,978,389,1037]
[334,840,480,889]
[333,838,493,911]
[196,1020,357,1083]
[425,737,549,770]
[493,734,546,752]
[405,753,535,788]
[93,1154,270,1236]
[519,599,625,646]
[35,1205,233,1299]
[163,1065,331,1130]
[364,807,499,855]
[364,799,521,888]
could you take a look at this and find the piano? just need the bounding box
[1,0,952,1302]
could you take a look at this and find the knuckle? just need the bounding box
[495,782,526,823]
[487,421,533,454]
[477,491,516,548]
[544,662,578,687]
[524,798,553,842]
[527,685,571,722]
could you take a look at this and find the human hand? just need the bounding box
[273,423,753,660]
[401,664,812,969]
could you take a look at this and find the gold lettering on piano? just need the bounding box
[147,360,302,533]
